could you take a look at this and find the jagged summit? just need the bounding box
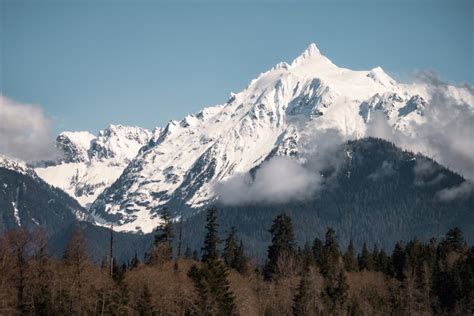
[35,124,151,208]
[32,44,473,234]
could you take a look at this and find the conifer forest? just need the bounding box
[0,208,472,315]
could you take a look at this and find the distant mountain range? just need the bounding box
[1,44,472,261]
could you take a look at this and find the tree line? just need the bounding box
[0,208,472,315]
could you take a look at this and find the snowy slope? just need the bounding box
[0,154,87,232]
[83,44,472,233]
[36,125,152,208]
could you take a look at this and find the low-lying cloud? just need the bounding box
[216,156,321,205]
[0,95,56,162]
[436,181,474,202]
[367,74,474,181]
[217,128,345,205]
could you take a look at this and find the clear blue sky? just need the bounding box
[1,0,472,134]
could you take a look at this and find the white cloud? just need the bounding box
[0,95,56,162]
[217,129,345,206]
[217,157,321,205]
[436,181,474,201]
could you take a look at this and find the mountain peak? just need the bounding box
[304,43,321,55]
[291,43,324,65]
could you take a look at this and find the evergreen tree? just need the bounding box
[343,240,358,272]
[301,242,316,272]
[443,227,465,252]
[322,270,349,313]
[391,242,406,280]
[148,208,174,264]
[188,208,236,314]
[223,227,238,268]
[320,227,340,278]
[358,242,373,271]
[264,213,296,280]
[374,249,389,273]
[233,240,249,275]
[293,275,311,315]
[201,208,220,263]
[312,237,323,267]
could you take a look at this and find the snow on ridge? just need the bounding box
[33,43,473,234]
[35,124,152,208]
[89,43,453,233]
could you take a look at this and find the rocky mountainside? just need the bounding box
[0,155,85,235]
[87,44,472,233]
[178,138,474,258]
[35,124,152,208]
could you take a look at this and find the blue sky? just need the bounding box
[1,0,472,134]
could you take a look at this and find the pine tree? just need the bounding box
[233,240,249,275]
[358,242,373,271]
[201,208,219,263]
[148,208,174,265]
[223,227,238,268]
[443,227,465,252]
[312,237,323,267]
[293,275,311,315]
[320,227,340,278]
[264,213,296,280]
[375,249,389,273]
[188,207,236,314]
[391,242,406,280]
[343,240,358,272]
[322,269,349,313]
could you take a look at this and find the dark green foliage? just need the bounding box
[374,249,389,273]
[177,138,474,260]
[264,213,296,280]
[201,208,220,263]
[188,207,236,315]
[322,270,349,313]
[442,227,465,253]
[223,227,238,268]
[391,242,406,280]
[188,261,236,315]
[320,227,340,278]
[233,240,249,274]
[147,208,174,264]
[358,242,374,271]
[301,242,316,272]
[223,227,249,274]
[343,240,358,272]
[312,237,323,267]
[292,275,311,315]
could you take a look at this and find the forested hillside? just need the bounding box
[179,138,473,258]
[1,208,472,315]
[0,166,84,235]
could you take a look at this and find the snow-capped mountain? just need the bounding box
[35,124,152,208]
[84,44,472,233]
